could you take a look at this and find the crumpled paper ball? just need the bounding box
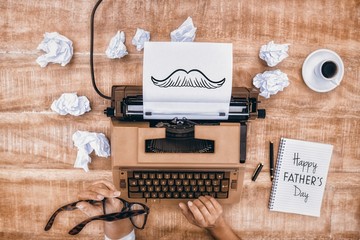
[170,17,197,42]
[253,69,290,98]
[259,41,290,67]
[72,131,110,172]
[51,93,91,116]
[132,28,150,51]
[36,32,73,67]
[105,31,128,59]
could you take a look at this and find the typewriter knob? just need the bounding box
[257,109,266,119]
[104,107,115,117]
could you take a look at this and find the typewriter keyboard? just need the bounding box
[126,171,231,199]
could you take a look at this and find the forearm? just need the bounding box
[104,219,134,240]
[206,217,241,240]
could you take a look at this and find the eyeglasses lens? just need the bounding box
[103,198,125,214]
[130,203,146,228]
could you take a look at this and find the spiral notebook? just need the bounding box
[269,138,333,217]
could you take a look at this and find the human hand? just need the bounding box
[76,179,122,216]
[76,180,134,239]
[179,196,240,240]
[178,195,224,229]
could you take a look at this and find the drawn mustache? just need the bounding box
[151,69,225,89]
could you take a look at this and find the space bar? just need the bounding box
[129,192,143,198]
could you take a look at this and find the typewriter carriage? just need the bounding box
[104,85,265,122]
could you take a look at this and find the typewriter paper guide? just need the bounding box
[143,42,233,120]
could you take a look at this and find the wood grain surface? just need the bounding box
[0,0,359,239]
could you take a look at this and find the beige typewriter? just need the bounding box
[105,42,265,204]
[106,85,265,204]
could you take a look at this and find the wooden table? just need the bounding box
[0,0,359,239]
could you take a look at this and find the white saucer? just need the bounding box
[302,49,344,92]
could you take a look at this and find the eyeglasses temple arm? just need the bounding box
[44,200,97,231]
[44,208,64,231]
[68,210,146,235]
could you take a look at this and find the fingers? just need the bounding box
[187,200,207,227]
[198,196,217,216]
[88,184,120,198]
[104,197,123,213]
[78,189,119,201]
[78,180,120,200]
[76,202,101,217]
[76,180,123,217]
[179,202,196,225]
[203,195,223,215]
[179,196,224,229]
[91,180,117,191]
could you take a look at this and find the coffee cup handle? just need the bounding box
[330,79,339,86]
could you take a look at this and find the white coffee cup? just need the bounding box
[314,60,339,85]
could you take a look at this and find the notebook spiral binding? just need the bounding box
[268,138,287,209]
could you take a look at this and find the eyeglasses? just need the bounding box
[44,197,149,235]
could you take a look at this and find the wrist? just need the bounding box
[104,219,134,239]
[105,229,135,240]
[206,216,227,232]
[206,217,240,240]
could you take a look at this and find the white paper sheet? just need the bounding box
[143,42,233,120]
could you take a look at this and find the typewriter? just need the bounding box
[105,85,265,204]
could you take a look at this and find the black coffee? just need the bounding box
[321,61,337,78]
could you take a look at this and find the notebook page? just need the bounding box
[269,138,333,217]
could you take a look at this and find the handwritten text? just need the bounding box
[293,152,318,174]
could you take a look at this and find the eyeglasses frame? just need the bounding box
[44,197,149,235]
